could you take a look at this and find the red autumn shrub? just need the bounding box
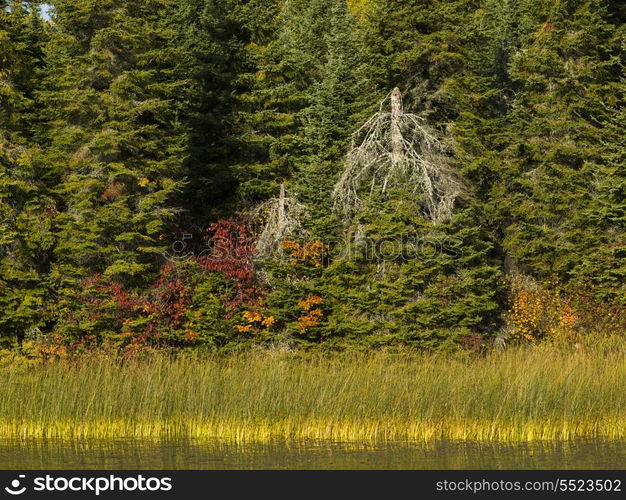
[199,217,264,311]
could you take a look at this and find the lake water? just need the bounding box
[1,438,625,469]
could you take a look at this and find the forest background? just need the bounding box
[1,0,625,356]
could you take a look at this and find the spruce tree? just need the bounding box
[173,0,246,223]
[38,0,188,338]
[295,0,374,239]
[233,0,334,202]
[497,0,623,282]
[0,0,52,344]
[571,53,626,303]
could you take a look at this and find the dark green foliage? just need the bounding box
[0,0,624,351]
[295,1,376,240]
[570,69,626,303]
[172,0,246,221]
[315,196,504,349]
[39,0,188,290]
[495,0,623,283]
[0,1,52,344]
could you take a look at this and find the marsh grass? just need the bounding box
[1,341,626,443]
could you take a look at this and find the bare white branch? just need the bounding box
[332,88,460,224]
[253,183,308,259]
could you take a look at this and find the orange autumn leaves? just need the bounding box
[281,240,328,267]
[234,296,325,335]
[234,310,276,334]
[505,276,577,342]
[296,295,324,333]
[233,238,328,335]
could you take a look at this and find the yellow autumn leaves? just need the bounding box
[234,295,325,334]
[234,310,276,333]
[506,276,578,342]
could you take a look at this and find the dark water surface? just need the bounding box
[1,439,625,469]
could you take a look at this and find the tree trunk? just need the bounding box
[390,87,403,166]
[278,183,286,221]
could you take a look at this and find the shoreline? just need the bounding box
[1,418,626,443]
[3,342,626,444]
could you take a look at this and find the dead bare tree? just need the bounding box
[254,183,307,259]
[332,87,460,224]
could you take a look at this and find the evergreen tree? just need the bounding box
[40,0,187,285]
[173,0,246,223]
[497,0,623,283]
[0,0,52,344]
[571,51,626,303]
[317,199,503,348]
[37,0,188,339]
[295,0,374,239]
[233,0,335,202]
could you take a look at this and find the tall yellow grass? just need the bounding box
[1,341,626,443]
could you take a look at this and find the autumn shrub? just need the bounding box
[199,217,264,311]
[504,275,626,344]
[280,240,329,268]
[45,217,275,350]
[504,275,578,342]
[53,273,139,344]
[296,294,325,334]
[563,286,626,339]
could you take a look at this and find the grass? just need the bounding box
[1,339,626,443]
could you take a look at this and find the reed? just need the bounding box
[1,341,625,443]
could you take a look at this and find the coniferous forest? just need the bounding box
[1,0,625,356]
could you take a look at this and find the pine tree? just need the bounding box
[497,0,623,283]
[173,0,247,223]
[301,1,506,348]
[38,0,188,335]
[571,48,626,303]
[295,0,374,239]
[233,0,334,202]
[256,1,506,348]
[0,1,52,344]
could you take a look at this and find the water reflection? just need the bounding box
[0,438,624,469]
